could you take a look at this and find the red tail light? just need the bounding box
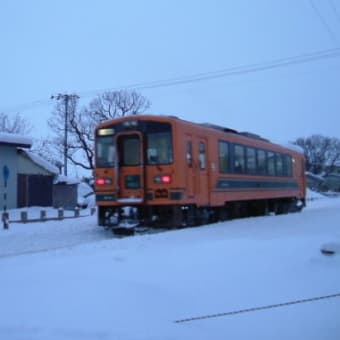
[96,178,105,185]
[161,175,171,183]
[154,175,171,184]
[95,177,112,185]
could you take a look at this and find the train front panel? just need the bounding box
[94,116,188,226]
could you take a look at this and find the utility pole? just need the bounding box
[50,93,79,176]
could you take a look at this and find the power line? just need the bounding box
[74,48,340,98]
[115,48,340,91]
[328,0,340,25]
[1,47,340,113]
[309,0,339,46]
[1,99,54,114]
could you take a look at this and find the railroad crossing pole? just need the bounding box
[2,165,9,230]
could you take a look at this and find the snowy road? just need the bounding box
[0,196,340,340]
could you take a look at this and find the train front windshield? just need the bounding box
[95,121,173,167]
[96,135,116,167]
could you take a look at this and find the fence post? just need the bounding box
[40,210,46,221]
[21,211,28,223]
[58,207,64,220]
[2,212,9,230]
[74,207,80,217]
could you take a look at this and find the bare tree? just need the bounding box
[67,107,96,170]
[87,90,151,122]
[48,90,151,171]
[0,112,32,134]
[294,135,340,175]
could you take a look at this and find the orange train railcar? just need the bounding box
[94,115,306,229]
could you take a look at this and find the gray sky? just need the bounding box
[1,0,340,144]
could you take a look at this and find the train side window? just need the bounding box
[276,153,284,176]
[257,149,266,175]
[186,141,193,167]
[246,147,256,174]
[267,151,276,176]
[283,155,292,177]
[234,145,245,174]
[218,141,230,173]
[199,142,206,170]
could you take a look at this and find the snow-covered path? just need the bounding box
[0,197,339,339]
[0,213,109,258]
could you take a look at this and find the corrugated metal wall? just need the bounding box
[17,174,53,207]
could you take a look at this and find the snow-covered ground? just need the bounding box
[0,193,339,340]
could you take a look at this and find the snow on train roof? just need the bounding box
[271,140,304,154]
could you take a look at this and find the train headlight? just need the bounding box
[154,175,171,184]
[98,128,115,136]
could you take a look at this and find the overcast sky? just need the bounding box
[1,0,340,145]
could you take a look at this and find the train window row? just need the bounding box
[218,141,293,177]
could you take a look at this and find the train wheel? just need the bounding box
[275,200,290,215]
[218,206,229,222]
[183,205,196,227]
[170,206,183,228]
[195,208,210,225]
[98,206,106,226]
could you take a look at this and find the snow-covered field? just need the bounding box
[0,193,339,340]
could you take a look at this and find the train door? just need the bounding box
[196,138,209,206]
[115,132,145,202]
[185,136,195,198]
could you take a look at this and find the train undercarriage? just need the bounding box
[98,197,305,235]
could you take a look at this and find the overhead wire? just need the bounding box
[1,47,340,113]
[328,0,340,25]
[77,48,340,96]
[309,0,340,46]
[1,99,54,114]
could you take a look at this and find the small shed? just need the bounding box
[0,133,32,210]
[53,175,80,209]
[17,149,59,207]
[1,132,81,209]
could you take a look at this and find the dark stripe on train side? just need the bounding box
[216,179,299,190]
